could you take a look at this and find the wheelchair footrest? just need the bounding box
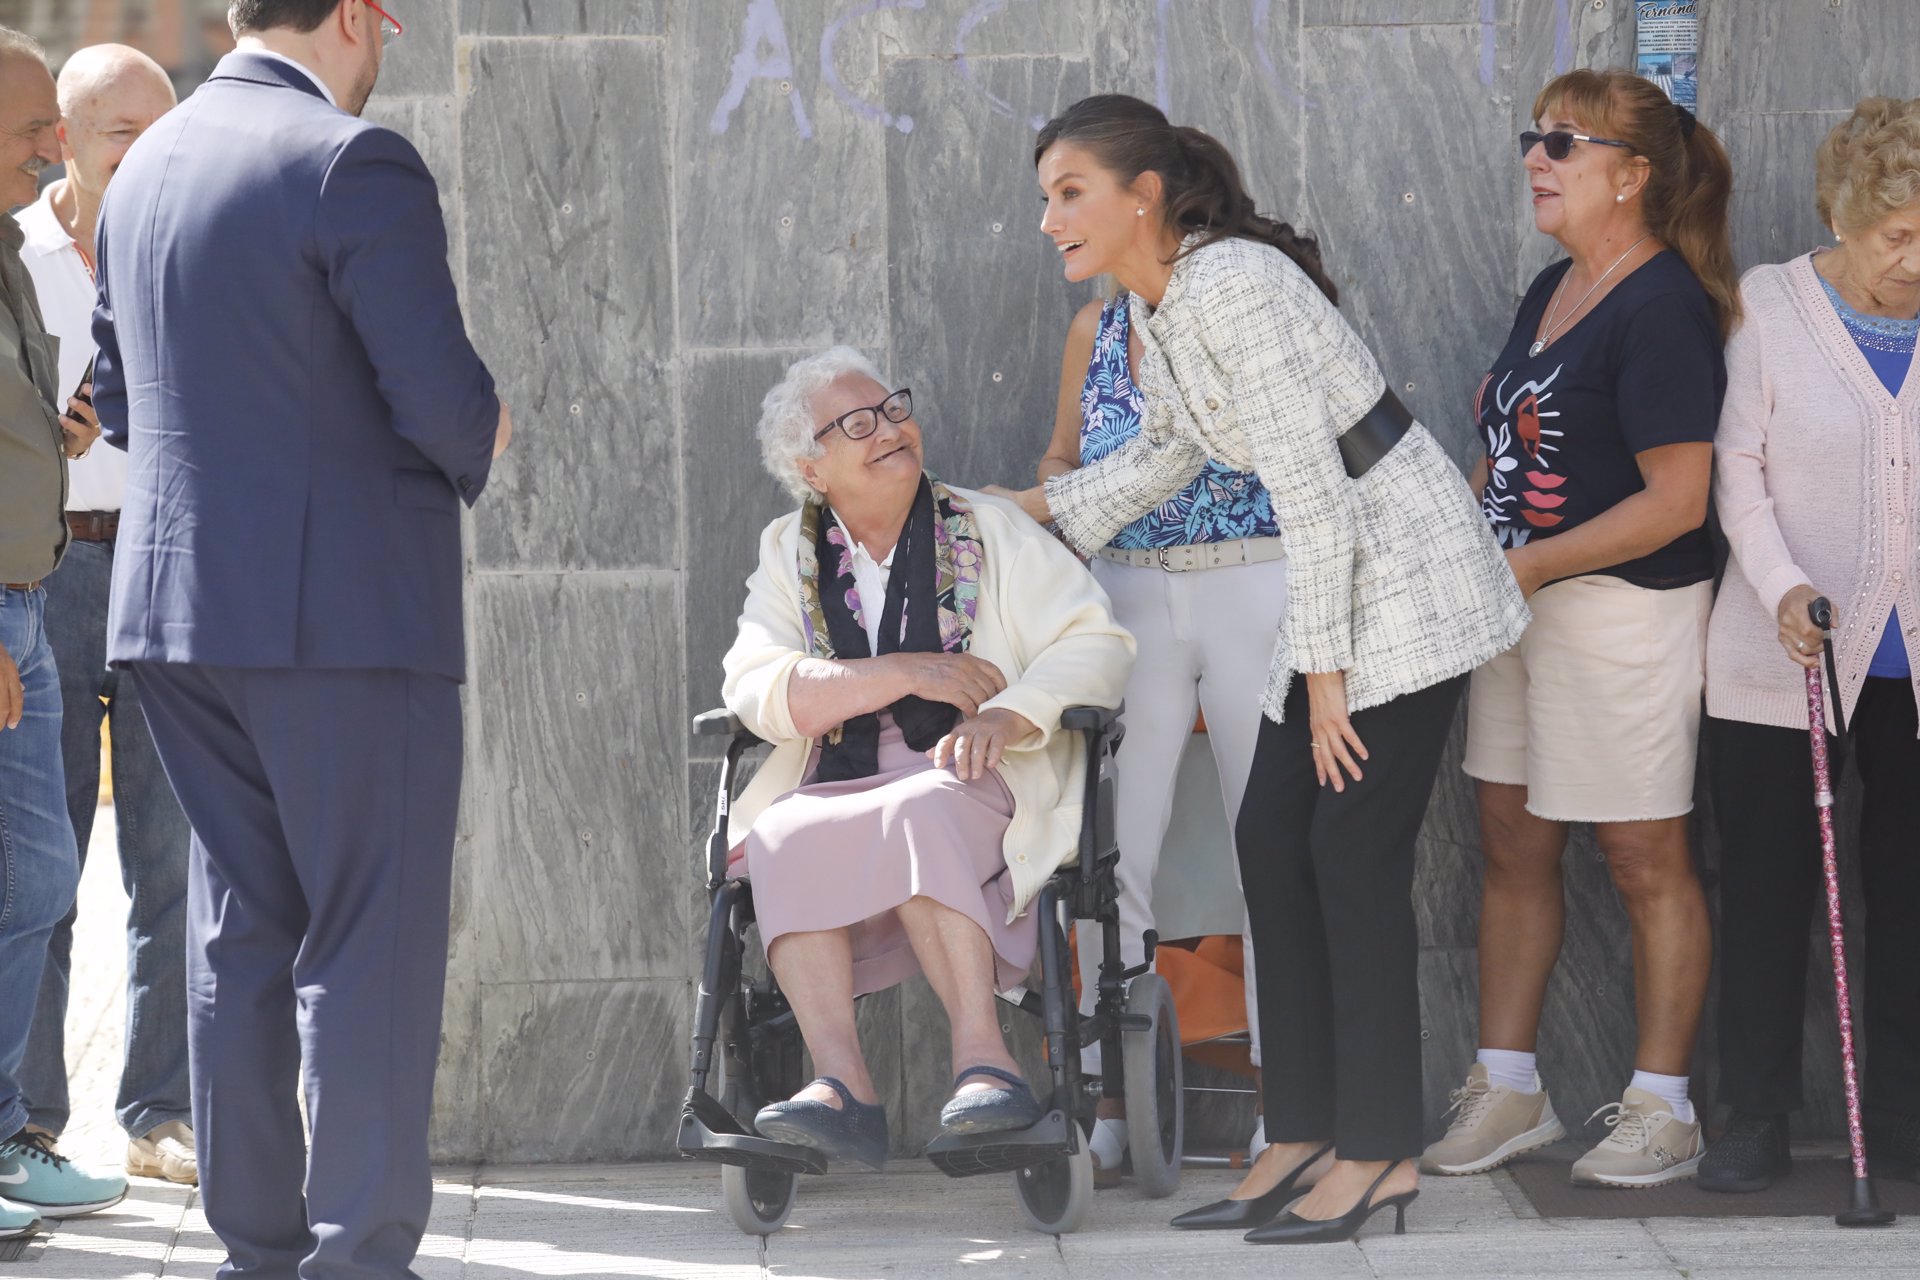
[922,1110,1076,1179]
[676,1104,829,1176]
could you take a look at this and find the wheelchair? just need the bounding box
[675,703,1183,1235]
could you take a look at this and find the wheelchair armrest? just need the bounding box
[1059,705,1121,735]
[693,708,753,740]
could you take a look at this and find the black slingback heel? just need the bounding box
[1169,1141,1334,1230]
[1242,1157,1418,1244]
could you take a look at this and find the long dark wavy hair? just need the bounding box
[1034,94,1337,304]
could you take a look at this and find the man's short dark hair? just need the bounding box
[228,0,343,35]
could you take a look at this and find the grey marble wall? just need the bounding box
[355,0,1919,1161]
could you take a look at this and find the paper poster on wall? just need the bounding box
[1635,1,1700,109]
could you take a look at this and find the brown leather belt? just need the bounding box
[3,581,44,592]
[66,511,119,542]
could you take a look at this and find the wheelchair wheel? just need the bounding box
[1011,1142,1093,1235]
[1121,972,1183,1198]
[714,1032,800,1236]
[721,1163,797,1236]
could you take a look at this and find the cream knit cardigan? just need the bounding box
[721,488,1136,920]
[1707,253,1920,735]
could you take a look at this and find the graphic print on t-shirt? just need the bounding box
[1475,364,1569,549]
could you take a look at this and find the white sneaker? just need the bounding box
[1569,1087,1704,1187]
[1247,1116,1268,1163]
[1419,1063,1566,1175]
[127,1121,198,1186]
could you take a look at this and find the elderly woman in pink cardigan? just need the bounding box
[1701,96,1920,1195]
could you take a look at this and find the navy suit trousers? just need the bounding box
[131,663,461,1280]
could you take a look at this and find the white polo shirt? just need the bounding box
[18,187,122,514]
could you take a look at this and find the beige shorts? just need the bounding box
[1463,575,1711,824]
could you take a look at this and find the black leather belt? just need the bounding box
[1338,387,1414,479]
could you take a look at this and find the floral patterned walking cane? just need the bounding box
[1806,596,1895,1227]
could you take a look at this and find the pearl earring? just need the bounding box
[1136,207,1146,217]
[1615,194,1626,203]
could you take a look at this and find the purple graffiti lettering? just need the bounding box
[1479,0,1498,85]
[1154,0,1173,114]
[955,0,1052,131]
[1252,0,1311,110]
[821,0,928,135]
[710,0,814,138]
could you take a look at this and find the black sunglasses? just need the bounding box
[814,388,912,442]
[1520,130,1633,162]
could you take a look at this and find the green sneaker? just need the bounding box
[0,1130,128,1217]
[0,1195,39,1239]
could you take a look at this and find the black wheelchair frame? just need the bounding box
[674,704,1183,1235]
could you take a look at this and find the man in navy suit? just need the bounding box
[91,2,511,1274]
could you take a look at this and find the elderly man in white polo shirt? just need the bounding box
[17,43,197,1187]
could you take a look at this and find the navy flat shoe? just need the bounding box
[938,1064,1045,1134]
[753,1077,889,1171]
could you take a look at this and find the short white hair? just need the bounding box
[756,346,889,502]
[0,27,48,70]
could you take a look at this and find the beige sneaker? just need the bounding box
[1569,1088,1703,1187]
[127,1121,198,1186]
[1419,1063,1566,1175]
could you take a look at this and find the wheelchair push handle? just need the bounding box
[694,708,755,740]
[1059,705,1121,735]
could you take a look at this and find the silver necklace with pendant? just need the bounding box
[1530,234,1651,357]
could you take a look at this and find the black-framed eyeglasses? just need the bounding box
[1520,130,1633,162]
[814,388,912,441]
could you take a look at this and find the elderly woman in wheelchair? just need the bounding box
[682,347,1153,1233]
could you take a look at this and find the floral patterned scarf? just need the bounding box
[797,474,983,782]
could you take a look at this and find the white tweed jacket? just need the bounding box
[1045,235,1529,719]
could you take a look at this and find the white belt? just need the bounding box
[1095,537,1287,573]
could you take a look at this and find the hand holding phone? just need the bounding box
[61,354,100,458]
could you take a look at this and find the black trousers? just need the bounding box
[1709,677,1920,1121]
[1238,673,1465,1160]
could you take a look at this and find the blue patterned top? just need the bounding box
[1819,269,1917,678]
[1079,296,1279,550]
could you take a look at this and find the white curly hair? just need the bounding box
[756,346,890,502]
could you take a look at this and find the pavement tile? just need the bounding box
[1645,1215,1920,1272]
[1358,1229,1680,1278]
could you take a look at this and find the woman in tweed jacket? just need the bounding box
[993,95,1527,1243]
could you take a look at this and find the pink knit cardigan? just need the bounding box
[1706,252,1920,736]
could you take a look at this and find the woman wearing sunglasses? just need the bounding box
[989,94,1528,1243]
[1422,69,1739,1189]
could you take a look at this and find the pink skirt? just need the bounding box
[742,716,1036,997]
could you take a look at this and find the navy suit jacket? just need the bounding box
[93,53,498,682]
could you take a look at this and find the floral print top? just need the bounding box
[1078,294,1280,550]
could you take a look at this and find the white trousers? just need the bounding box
[1077,555,1290,1070]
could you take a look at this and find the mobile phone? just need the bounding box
[72,355,96,407]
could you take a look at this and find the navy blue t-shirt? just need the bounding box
[1474,250,1726,589]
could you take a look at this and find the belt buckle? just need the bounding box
[1156,546,1174,572]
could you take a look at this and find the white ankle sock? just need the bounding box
[1628,1070,1695,1123]
[1476,1048,1539,1094]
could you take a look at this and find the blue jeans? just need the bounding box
[21,539,191,1138]
[0,585,81,1143]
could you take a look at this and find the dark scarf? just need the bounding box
[797,474,983,783]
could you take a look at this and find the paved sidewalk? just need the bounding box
[18,810,1920,1278]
